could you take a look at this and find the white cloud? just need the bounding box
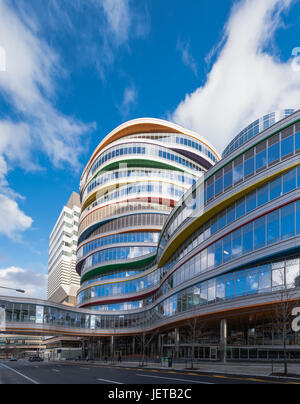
[101,0,132,45]
[0,0,95,238]
[119,84,138,117]
[0,195,32,240]
[172,0,300,154]
[177,38,198,76]
[0,267,47,299]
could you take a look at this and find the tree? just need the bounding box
[186,317,206,369]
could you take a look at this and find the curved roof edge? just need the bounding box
[81,118,221,180]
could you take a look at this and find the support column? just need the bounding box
[110,336,115,361]
[175,328,180,359]
[132,336,136,356]
[220,319,227,363]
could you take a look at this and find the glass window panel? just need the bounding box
[227,206,235,225]
[283,169,296,194]
[244,154,254,177]
[243,223,253,254]
[225,275,235,300]
[256,143,267,172]
[281,204,295,240]
[259,265,271,293]
[247,270,258,295]
[270,177,282,200]
[232,229,242,258]
[224,164,233,190]
[236,271,246,297]
[223,235,232,263]
[236,198,245,219]
[267,210,280,245]
[281,134,294,158]
[257,185,268,207]
[286,262,299,288]
[254,217,266,250]
[268,135,280,165]
[272,267,285,290]
[246,192,256,213]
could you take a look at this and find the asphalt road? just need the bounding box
[0,359,298,385]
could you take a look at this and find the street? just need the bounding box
[0,359,299,385]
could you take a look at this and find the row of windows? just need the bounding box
[81,246,157,276]
[88,142,203,181]
[79,203,170,242]
[126,133,218,162]
[78,200,300,305]
[205,125,300,204]
[159,126,300,251]
[84,181,186,216]
[83,168,196,202]
[162,167,300,265]
[88,213,167,242]
[5,257,300,328]
[77,232,160,261]
[222,110,294,157]
[165,200,300,282]
[81,269,144,288]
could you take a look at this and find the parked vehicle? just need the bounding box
[10,356,17,362]
[28,356,44,362]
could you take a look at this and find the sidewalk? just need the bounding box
[57,359,300,378]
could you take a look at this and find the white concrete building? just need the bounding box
[47,192,81,306]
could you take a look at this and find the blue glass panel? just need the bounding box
[254,217,266,250]
[268,142,280,165]
[270,177,282,200]
[236,198,245,219]
[224,169,233,189]
[281,204,295,240]
[244,157,254,177]
[256,149,267,171]
[243,223,253,253]
[257,185,268,207]
[281,135,294,158]
[215,177,223,195]
[225,275,235,300]
[247,270,258,295]
[283,169,296,194]
[227,206,235,224]
[232,229,242,258]
[233,163,243,184]
[223,235,232,263]
[236,271,246,297]
[246,192,256,213]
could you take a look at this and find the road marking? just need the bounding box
[52,369,60,372]
[97,378,124,384]
[136,374,214,384]
[0,363,39,384]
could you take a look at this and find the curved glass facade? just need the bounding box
[2,113,300,361]
[77,118,215,306]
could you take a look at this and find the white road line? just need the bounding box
[97,378,124,384]
[136,374,214,384]
[0,363,39,384]
[52,369,60,372]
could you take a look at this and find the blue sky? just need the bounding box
[0,0,299,298]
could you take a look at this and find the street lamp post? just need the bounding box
[0,286,25,294]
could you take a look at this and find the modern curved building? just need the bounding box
[76,118,219,311]
[1,111,300,362]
